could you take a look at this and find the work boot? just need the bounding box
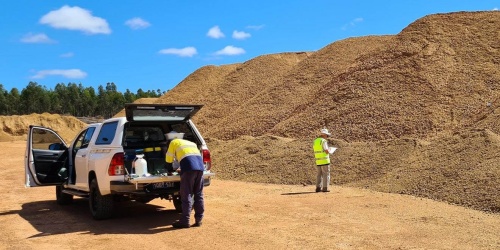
[322,189,330,192]
[192,221,202,227]
[315,187,321,192]
[172,221,190,229]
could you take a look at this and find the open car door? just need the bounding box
[25,125,68,187]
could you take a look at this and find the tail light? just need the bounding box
[108,152,125,176]
[202,149,211,170]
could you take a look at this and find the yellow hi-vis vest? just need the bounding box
[165,139,201,163]
[313,137,330,166]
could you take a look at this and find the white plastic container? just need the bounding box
[133,154,150,177]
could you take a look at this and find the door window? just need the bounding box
[82,127,96,148]
[32,128,64,150]
[73,127,96,150]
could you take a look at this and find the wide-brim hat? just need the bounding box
[320,128,331,136]
[165,131,185,140]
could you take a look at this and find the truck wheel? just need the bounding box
[173,195,182,212]
[56,185,73,205]
[89,178,114,220]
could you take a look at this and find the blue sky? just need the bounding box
[1,1,499,93]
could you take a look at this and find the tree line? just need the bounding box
[0,82,164,118]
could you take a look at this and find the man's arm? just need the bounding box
[165,140,177,163]
[322,139,329,154]
[165,141,176,173]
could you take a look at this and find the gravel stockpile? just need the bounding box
[2,11,498,212]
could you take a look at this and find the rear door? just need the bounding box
[125,104,203,121]
[25,126,68,187]
[72,126,98,188]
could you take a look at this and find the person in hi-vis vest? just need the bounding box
[313,128,333,192]
[165,131,205,228]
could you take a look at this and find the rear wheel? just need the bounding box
[56,185,73,205]
[173,195,182,212]
[89,178,114,220]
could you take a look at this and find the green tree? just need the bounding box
[7,88,20,115]
[0,84,7,115]
[124,89,136,103]
[81,86,97,116]
[20,82,51,114]
[97,85,110,118]
[136,88,146,98]
[2,82,163,117]
[53,83,68,114]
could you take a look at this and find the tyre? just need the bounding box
[56,185,73,205]
[173,195,182,212]
[89,178,114,220]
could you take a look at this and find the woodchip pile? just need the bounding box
[2,11,498,212]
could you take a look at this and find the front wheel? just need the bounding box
[89,178,114,220]
[56,185,73,205]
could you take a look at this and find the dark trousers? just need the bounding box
[179,170,204,225]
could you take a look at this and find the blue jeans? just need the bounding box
[179,170,204,225]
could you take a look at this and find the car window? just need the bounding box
[73,130,86,150]
[82,127,96,148]
[171,123,193,138]
[125,104,202,121]
[96,122,118,145]
[73,127,97,150]
[123,126,165,147]
[32,128,64,150]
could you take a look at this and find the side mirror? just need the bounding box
[49,143,66,150]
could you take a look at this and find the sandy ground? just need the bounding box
[1,141,498,250]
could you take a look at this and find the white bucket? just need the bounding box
[133,154,150,177]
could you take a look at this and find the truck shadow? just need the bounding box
[1,198,181,237]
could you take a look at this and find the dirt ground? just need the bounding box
[1,141,498,250]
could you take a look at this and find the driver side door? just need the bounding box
[25,126,68,187]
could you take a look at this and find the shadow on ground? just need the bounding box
[0,198,180,237]
[281,191,317,195]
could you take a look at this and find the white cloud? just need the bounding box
[31,69,87,79]
[232,30,251,40]
[207,26,225,39]
[125,17,151,30]
[493,7,498,10]
[246,25,265,30]
[39,5,111,35]
[159,47,197,57]
[214,46,245,56]
[60,52,74,58]
[20,33,55,43]
[341,17,364,30]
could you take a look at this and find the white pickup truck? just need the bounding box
[25,104,214,220]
